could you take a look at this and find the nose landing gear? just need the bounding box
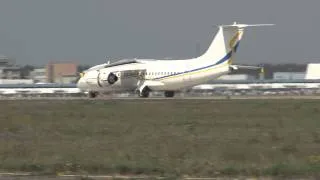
[88,91,99,98]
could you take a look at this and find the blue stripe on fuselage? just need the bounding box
[153,49,234,80]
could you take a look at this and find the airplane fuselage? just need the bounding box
[77,57,230,93]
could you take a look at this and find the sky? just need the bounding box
[0,0,320,66]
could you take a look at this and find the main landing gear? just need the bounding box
[137,87,175,98]
[164,91,175,98]
[137,88,175,98]
[138,86,151,98]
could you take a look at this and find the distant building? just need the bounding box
[46,61,78,84]
[273,72,306,80]
[0,79,33,84]
[0,55,15,67]
[0,55,23,79]
[30,68,47,83]
[0,67,22,79]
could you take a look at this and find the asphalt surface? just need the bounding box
[1,95,320,100]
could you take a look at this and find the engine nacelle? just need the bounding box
[97,71,121,87]
[96,69,142,91]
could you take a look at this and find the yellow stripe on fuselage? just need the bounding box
[153,61,229,81]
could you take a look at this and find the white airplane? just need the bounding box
[77,22,274,98]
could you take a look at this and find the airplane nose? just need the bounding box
[76,70,101,91]
[77,77,87,90]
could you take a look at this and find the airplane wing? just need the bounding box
[118,69,147,80]
[98,69,146,81]
[230,65,263,70]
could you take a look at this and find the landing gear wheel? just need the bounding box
[138,87,150,98]
[88,91,98,98]
[164,91,175,98]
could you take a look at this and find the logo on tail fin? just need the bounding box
[228,31,243,65]
[229,31,242,50]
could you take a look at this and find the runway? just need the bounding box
[1,95,320,100]
[0,173,315,180]
[0,173,317,180]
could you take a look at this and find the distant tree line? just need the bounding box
[77,65,91,73]
[20,65,35,79]
[20,63,308,80]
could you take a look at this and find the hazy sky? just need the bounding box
[0,0,320,66]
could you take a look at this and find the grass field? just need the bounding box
[0,99,319,178]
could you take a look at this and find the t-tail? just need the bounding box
[196,22,274,65]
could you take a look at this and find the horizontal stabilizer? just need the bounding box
[220,22,275,28]
[230,65,263,70]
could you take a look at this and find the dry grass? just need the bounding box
[0,99,319,178]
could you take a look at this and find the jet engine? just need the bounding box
[97,71,121,87]
[96,69,142,90]
[107,72,118,84]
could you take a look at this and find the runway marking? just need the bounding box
[0,172,32,176]
[0,173,222,180]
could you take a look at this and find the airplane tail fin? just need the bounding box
[197,22,274,65]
